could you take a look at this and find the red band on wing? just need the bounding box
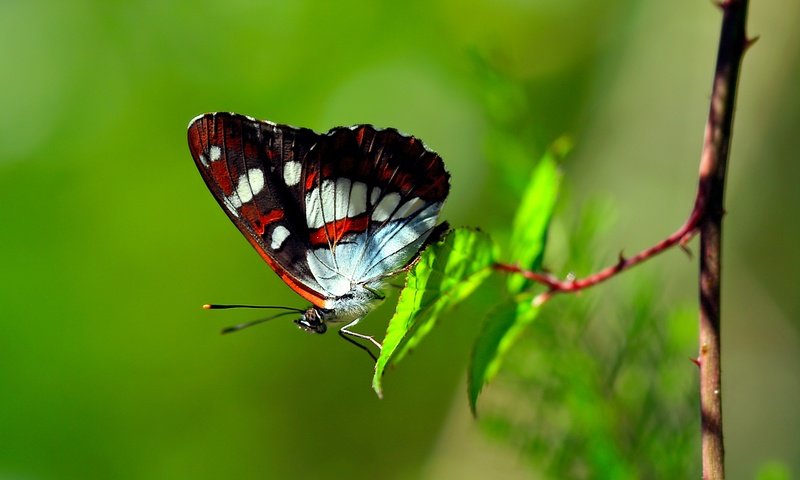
[275,269,328,308]
[304,163,337,191]
[309,215,370,247]
[209,160,233,195]
[240,205,285,236]
[304,169,317,191]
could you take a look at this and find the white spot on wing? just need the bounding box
[209,146,222,162]
[306,196,323,228]
[320,179,336,223]
[370,186,381,205]
[394,197,425,219]
[305,178,369,227]
[248,168,265,195]
[270,225,290,250]
[222,197,240,217]
[237,174,253,203]
[305,179,334,229]
[283,160,302,186]
[348,182,368,218]
[334,179,352,220]
[371,192,401,221]
[198,154,209,167]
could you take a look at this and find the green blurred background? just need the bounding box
[1,0,797,478]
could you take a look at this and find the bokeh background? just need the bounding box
[1,0,797,479]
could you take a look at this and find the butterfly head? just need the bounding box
[294,307,329,334]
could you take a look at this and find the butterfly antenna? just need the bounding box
[203,304,305,313]
[202,304,306,334]
[220,311,298,335]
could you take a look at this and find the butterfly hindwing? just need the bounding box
[301,126,449,296]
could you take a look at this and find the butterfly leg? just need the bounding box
[363,285,386,300]
[339,317,383,350]
[337,329,378,363]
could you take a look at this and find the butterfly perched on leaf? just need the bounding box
[188,113,450,351]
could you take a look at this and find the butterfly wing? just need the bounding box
[188,113,450,307]
[187,112,329,307]
[301,125,450,297]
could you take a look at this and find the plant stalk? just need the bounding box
[697,1,751,478]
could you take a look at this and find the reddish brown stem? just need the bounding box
[697,1,749,478]
[494,206,701,296]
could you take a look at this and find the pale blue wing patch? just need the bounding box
[355,201,441,281]
[306,248,352,297]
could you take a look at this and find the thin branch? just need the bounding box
[494,206,701,299]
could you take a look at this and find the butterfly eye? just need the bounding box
[294,317,327,335]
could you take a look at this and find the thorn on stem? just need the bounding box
[690,357,702,368]
[617,250,627,266]
[532,291,552,307]
[679,228,698,253]
[744,35,760,51]
[680,243,694,259]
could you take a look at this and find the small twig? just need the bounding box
[495,206,701,302]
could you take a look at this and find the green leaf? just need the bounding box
[372,228,497,398]
[468,299,540,415]
[506,137,570,294]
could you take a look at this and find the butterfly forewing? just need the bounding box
[188,113,328,307]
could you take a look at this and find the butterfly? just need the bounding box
[188,112,450,351]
